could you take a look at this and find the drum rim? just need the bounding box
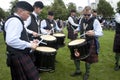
[53,33,65,37]
[40,35,56,41]
[68,39,86,46]
[36,46,56,53]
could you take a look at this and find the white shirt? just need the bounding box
[24,11,39,34]
[68,16,79,27]
[40,19,61,34]
[78,18,103,37]
[5,13,31,50]
[93,19,103,37]
[115,13,120,24]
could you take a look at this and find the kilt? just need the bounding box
[9,52,39,80]
[82,39,98,63]
[67,26,78,40]
[113,33,120,53]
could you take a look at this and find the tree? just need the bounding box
[0,8,5,20]
[50,0,68,20]
[67,2,76,12]
[97,0,114,17]
[40,6,51,20]
[9,0,18,15]
[116,1,120,12]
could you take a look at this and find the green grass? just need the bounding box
[0,30,120,80]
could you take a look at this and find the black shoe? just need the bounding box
[70,72,82,77]
[114,65,120,71]
[83,73,89,80]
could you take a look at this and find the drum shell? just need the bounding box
[53,33,65,47]
[35,50,56,71]
[68,41,89,60]
[55,36,65,46]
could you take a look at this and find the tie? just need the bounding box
[36,16,39,21]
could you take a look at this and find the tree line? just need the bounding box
[0,0,120,21]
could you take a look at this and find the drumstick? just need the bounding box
[80,33,86,37]
[37,38,43,45]
[38,34,42,36]
[71,26,75,31]
[39,42,47,45]
[37,38,47,45]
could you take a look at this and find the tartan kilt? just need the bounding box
[82,39,98,63]
[113,33,120,53]
[10,53,39,80]
[67,26,78,40]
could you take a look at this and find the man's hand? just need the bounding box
[32,32,38,37]
[86,30,95,36]
[74,30,78,34]
[30,40,39,50]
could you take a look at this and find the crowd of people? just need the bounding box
[1,1,120,80]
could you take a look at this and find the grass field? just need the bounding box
[0,29,120,80]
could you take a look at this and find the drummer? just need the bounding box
[24,1,44,63]
[24,1,44,40]
[40,11,62,35]
[67,9,80,40]
[3,1,40,80]
[71,6,103,80]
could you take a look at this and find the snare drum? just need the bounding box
[35,46,56,71]
[68,39,89,60]
[53,33,65,47]
[39,35,57,49]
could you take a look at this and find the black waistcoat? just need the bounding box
[80,17,95,40]
[3,15,30,54]
[115,22,120,34]
[27,14,38,33]
[68,16,79,29]
[44,19,56,30]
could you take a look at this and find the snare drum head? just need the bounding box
[41,35,56,41]
[53,33,65,37]
[36,46,56,52]
[68,39,85,46]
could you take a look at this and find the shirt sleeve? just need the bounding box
[54,21,61,31]
[68,17,79,27]
[93,19,103,37]
[40,20,48,34]
[5,18,31,50]
[24,16,33,34]
[115,13,120,24]
[75,26,80,31]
